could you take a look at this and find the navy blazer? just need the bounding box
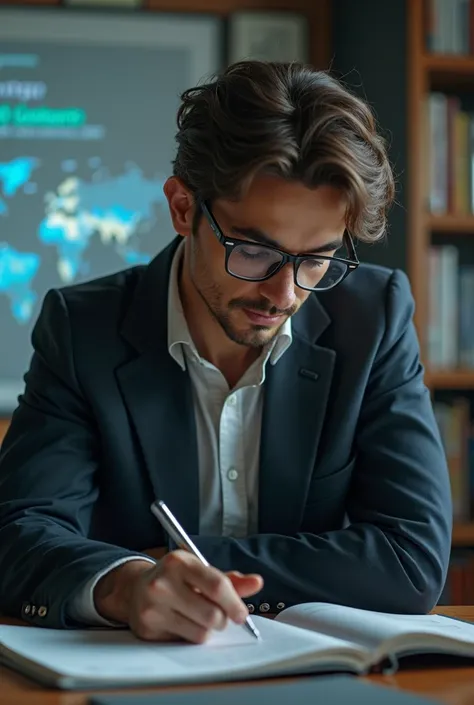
[0,237,452,627]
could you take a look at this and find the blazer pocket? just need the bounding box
[304,455,357,508]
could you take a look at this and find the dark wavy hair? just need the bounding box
[173,60,395,243]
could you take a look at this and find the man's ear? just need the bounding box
[163,176,195,238]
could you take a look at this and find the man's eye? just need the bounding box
[303,258,325,269]
[238,247,270,259]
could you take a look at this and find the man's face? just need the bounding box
[169,174,347,348]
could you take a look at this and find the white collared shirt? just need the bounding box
[70,239,292,624]
[168,240,292,537]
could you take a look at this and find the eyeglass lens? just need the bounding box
[227,244,348,290]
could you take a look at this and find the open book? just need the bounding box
[1,602,474,689]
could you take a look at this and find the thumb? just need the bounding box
[226,571,264,598]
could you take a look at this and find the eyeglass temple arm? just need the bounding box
[345,231,359,264]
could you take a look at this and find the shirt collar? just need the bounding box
[167,239,292,371]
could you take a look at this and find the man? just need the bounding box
[0,61,452,643]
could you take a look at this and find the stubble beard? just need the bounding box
[190,267,287,348]
[196,279,285,348]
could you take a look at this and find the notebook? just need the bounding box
[1,602,474,690]
[89,674,438,705]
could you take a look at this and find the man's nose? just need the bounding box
[259,263,297,311]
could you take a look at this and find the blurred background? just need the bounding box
[0,0,472,604]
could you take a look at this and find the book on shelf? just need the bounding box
[2,602,474,689]
[424,0,474,56]
[427,246,474,370]
[426,93,474,217]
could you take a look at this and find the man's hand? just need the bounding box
[94,550,263,643]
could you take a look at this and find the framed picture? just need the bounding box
[0,8,222,413]
[228,11,309,65]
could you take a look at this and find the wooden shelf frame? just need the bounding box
[423,53,474,90]
[407,0,429,355]
[423,53,474,74]
[425,370,474,389]
[427,215,474,233]
[0,0,332,70]
[453,523,474,546]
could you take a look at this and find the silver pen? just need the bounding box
[150,500,261,641]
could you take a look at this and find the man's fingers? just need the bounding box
[166,611,211,644]
[150,576,228,632]
[227,572,264,597]
[135,604,212,644]
[162,552,248,624]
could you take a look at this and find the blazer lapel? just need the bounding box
[115,238,200,535]
[259,295,336,534]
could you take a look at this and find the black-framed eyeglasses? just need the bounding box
[199,200,359,292]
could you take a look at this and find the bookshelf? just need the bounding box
[408,2,474,364]
[408,0,474,552]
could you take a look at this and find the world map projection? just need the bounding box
[0,158,166,325]
[0,6,219,411]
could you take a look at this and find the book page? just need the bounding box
[276,603,474,654]
[0,619,366,688]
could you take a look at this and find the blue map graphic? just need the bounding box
[38,164,164,282]
[0,157,39,216]
[0,159,166,324]
[0,243,40,324]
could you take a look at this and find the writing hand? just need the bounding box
[94,550,263,643]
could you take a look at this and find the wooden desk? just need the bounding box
[2,606,474,705]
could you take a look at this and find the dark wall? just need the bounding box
[331,0,408,272]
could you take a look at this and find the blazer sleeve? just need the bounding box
[191,269,453,614]
[0,290,149,628]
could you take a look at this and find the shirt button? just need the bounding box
[227,468,238,481]
[38,606,48,618]
[226,395,237,406]
[259,602,270,613]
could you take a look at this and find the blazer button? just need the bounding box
[276,602,286,610]
[38,606,48,618]
[246,603,255,614]
[30,605,37,616]
[259,602,270,613]
[23,604,31,615]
